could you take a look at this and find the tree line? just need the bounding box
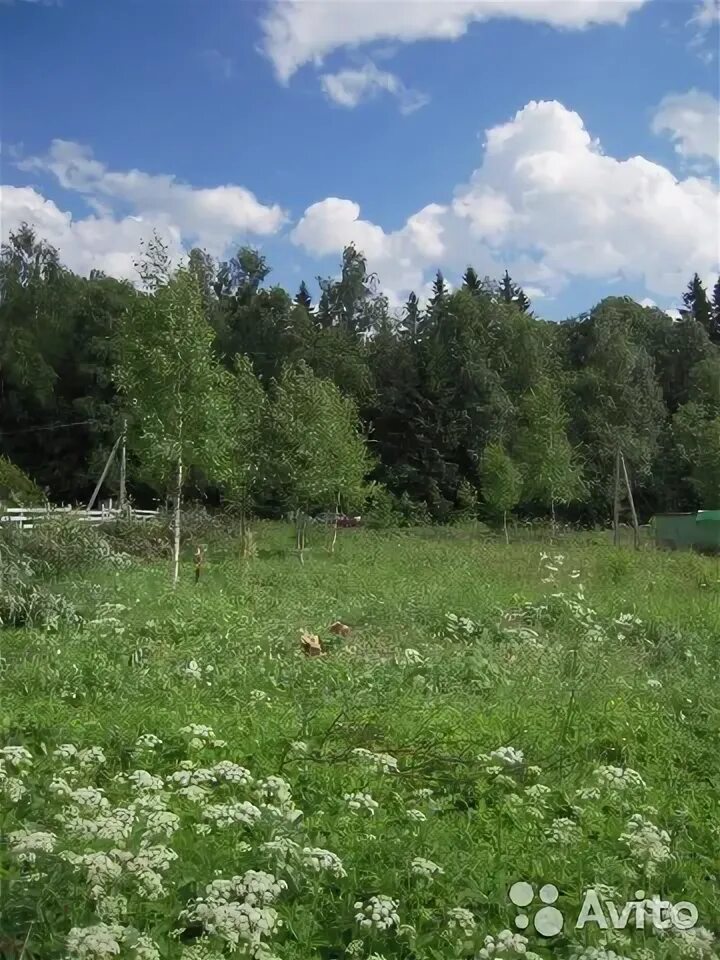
[1,223,719,537]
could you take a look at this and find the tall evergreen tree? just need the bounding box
[401,291,421,340]
[711,276,720,344]
[683,273,713,336]
[462,266,482,295]
[295,281,313,314]
[428,270,448,309]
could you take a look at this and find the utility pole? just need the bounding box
[87,436,121,513]
[620,452,641,550]
[119,419,128,511]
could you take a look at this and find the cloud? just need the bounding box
[0,184,184,280]
[291,99,720,305]
[688,0,720,61]
[3,141,286,280]
[14,139,286,257]
[261,0,649,82]
[320,61,428,114]
[652,90,720,163]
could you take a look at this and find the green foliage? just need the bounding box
[514,378,585,510]
[115,237,232,493]
[0,457,45,505]
[2,528,720,957]
[480,441,522,520]
[271,361,371,516]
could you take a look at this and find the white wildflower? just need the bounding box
[66,923,123,960]
[203,800,263,828]
[620,814,672,873]
[647,678,663,690]
[135,734,162,750]
[477,929,542,958]
[128,770,165,792]
[78,746,106,767]
[9,829,56,863]
[54,743,79,760]
[410,856,444,879]
[354,895,400,932]
[487,746,525,768]
[448,906,476,937]
[142,808,180,839]
[595,765,646,792]
[549,817,581,845]
[406,808,427,822]
[301,847,347,877]
[344,791,378,816]
[212,761,253,785]
[0,745,33,768]
[351,747,399,773]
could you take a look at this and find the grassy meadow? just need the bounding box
[2,522,720,960]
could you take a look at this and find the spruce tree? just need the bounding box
[462,266,482,295]
[683,273,713,336]
[295,281,313,314]
[711,276,720,344]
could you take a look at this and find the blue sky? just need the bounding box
[1,0,719,319]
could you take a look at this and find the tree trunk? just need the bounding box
[551,497,556,541]
[172,453,183,587]
[330,492,340,554]
[503,510,509,545]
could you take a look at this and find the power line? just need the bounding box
[0,419,101,437]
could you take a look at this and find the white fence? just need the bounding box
[0,502,161,531]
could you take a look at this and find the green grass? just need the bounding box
[2,523,720,960]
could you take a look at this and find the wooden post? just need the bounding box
[620,453,641,550]
[119,419,127,511]
[613,448,621,546]
[87,436,121,513]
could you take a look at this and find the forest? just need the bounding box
[1,222,719,525]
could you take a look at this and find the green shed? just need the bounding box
[654,511,720,554]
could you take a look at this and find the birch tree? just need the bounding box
[115,237,231,585]
[271,361,370,560]
[223,354,268,556]
[480,441,521,543]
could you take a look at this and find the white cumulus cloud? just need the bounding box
[651,89,720,163]
[261,0,649,82]
[320,61,428,113]
[2,140,287,279]
[291,99,720,305]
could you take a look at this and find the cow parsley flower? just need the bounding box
[549,817,581,845]
[344,791,378,815]
[54,743,79,760]
[9,829,56,863]
[66,923,124,960]
[128,770,165,792]
[0,745,33,768]
[203,801,263,828]
[410,857,444,879]
[301,847,347,877]
[486,746,525,768]
[620,814,671,873]
[135,734,162,750]
[595,765,646,792]
[448,907,476,937]
[212,761,253,785]
[351,747,399,773]
[354,895,400,932]
[477,930,542,958]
